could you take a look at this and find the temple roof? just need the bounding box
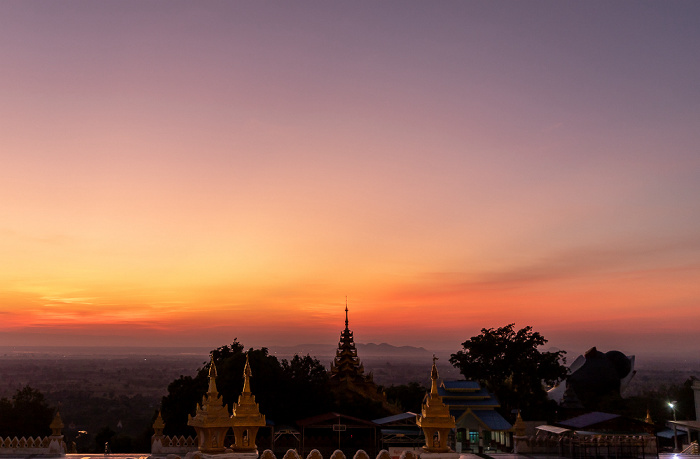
[373,412,419,425]
[454,409,512,431]
[440,380,501,407]
[330,304,367,381]
[442,380,482,391]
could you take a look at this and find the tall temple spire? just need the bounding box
[330,299,365,381]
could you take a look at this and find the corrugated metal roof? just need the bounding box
[536,425,572,435]
[559,412,619,429]
[373,412,418,425]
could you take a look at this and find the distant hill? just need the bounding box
[358,342,432,357]
[266,342,433,360]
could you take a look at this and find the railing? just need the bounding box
[680,441,699,455]
[150,434,198,455]
[0,435,65,455]
[261,449,418,459]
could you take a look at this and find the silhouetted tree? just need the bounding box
[384,382,427,413]
[95,426,116,453]
[278,354,333,421]
[450,324,567,419]
[0,386,54,437]
[160,340,335,434]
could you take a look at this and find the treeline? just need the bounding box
[160,341,425,436]
[0,386,53,438]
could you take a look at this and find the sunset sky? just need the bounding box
[1,2,699,359]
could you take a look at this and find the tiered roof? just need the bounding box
[330,304,366,381]
[439,379,512,432]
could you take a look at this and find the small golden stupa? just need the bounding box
[188,355,235,454]
[231,353,266,452]
[513,411,526,437]
[153,410,166,436]
[416,356,455,453]
[645,409,653,424]
[50,410,64,436]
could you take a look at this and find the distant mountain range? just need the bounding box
[267,342,434,360]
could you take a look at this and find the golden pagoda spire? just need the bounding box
[417,357,455,453]
[513,410,526,437]
[345,296,349,329]
[645,409,653,424]
[430,355,440,396]
[153,410,165,436]
[208,355,219,397]
[50,409,64,436]
[242,353,252,394]
[231,352,266,452]
[187,354,234,454]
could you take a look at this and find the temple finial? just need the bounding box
[345,297,349,329]
[431,355,440,395]
[243,352,252,394]
[207,354,219,397]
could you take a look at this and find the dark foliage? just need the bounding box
[384,382,428,413]
[95,426,116,453]
[450,324,567,419]
[0,386,54,437]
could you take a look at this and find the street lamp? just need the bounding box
[668,401,679,452]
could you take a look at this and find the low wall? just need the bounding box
[0,435,66,456]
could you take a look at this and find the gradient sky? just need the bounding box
[1,1,699,359]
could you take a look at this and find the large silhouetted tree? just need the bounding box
[450,324,567,419]
[0,386,54,437]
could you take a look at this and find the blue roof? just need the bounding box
[657,429,688,439]
[373,412,418,425]
[560,412,620,429]
[444,397,499,407]
[473,410,513,431]
[455,409,512,431]
[439,387,492,398]
[442,380,481,390]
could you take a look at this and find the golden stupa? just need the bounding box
[50,409,64,436]
[416,356,455,453]
[231,353,266,452]
[188,355,235,454]
[513,411,526,437]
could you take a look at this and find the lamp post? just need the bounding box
[668,401,679,452]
